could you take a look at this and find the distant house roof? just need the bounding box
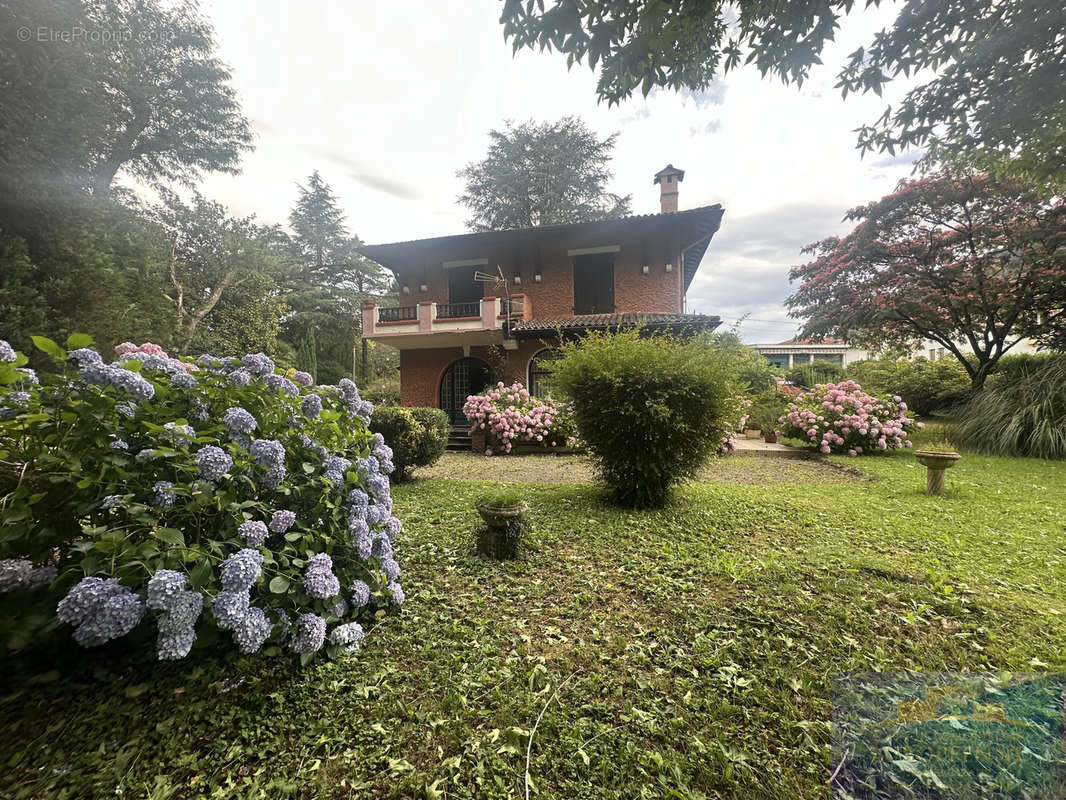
[511,312,721,339]
[358,204,724,293]
[777,336,847,345]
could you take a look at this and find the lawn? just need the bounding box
[2,439,1065,799]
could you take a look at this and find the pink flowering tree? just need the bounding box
[463,381,576,455]
[778,379,922,456]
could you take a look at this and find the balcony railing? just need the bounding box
[435,301,480,319]
[377,305,418,323]
[362,295,533,340]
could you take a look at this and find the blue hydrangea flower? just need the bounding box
[301,393,323,418]
[353,529,372,560]
[57,577,145,647]
[366,503,388,527]
[323,456,351,486]
[303,553,340,599]
[349,580,371,608]
[368,474,391,501]
[197,445,233,481]
[387,582,405,606]
[101,494,126,509]
[238,520,269,546]
[0,340,15,362]
[289,613,326,654]
[191,399,210,422]
[171,373,198,389]
[380,558,401,582]
[260,464,286,490]
[0,559,33,592]
[330,598,348,618]
[212,590,250,629]
[146,570,188,610]
[347,489,369,519]
[241,352,275,376]
[162,422,194,447]
[15,367,38,385]
[135,448,156,462]
[157,591,202,631]
[231,606,272,654]
[151,481,177,508]
[67,348,102,367]
[157,627,196,660]
[371,533,392,560]
[263,373,298,396]
[250,438,285,467]
[228,369,252,388]
[25,565,57,589]
[329,622,365,653]
[79,361,117,386]
[219,549,263,591]
[109,439,129,451]
[110,368,155,401]
[116,402,138,419]
[292,371,313,387]
[385,516,402,541]
[223,407,258,435]
[269,510,296,533]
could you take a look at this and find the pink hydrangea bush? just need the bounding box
[778,379,922,455]
[115,342,200,372]
[719,395,752,454]
[463,381,576,454]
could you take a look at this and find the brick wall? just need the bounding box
[399,338,560,408]
[395,228,683,318]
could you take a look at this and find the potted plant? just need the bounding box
[475,487,528,559]
[913,440,961,495]
[749,392,788,444]
[743,421,762,439]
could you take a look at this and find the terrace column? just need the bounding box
[481,297,499,330]
[361,302,375,337]
[418,302,433,332]
[788,353,794,369]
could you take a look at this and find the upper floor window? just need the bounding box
[572,253,614,314]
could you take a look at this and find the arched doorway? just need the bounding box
[527,348,562,399]
[439,357,491,425]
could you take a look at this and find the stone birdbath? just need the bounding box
[475,491,528,559]
[914,449,961,495]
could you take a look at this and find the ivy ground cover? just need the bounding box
[2,441,1065,798]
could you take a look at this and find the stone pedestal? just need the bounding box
[914,451,961,495]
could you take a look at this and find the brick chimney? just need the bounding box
[653,164,685,213]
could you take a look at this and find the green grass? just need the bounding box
[2,442,1065,799]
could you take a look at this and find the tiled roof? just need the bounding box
[511,313,721,337]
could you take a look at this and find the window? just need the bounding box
[812,353,844,365]
[528,349,562,398]
[447,266,482,304]
[572,253,614,314]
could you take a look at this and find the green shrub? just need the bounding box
[369,406,448,480]
[549,328,738,507]
[362,378,401,406]
[847,357,970,415]
[698,332,779,394]
[987,352,1059,386]
[0,337,402,662]
[748,390,792,432]
[786,360,845,388]
[953,356,1066,459]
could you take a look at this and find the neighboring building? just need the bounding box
[359,165,724,423]
[753,338,873,369]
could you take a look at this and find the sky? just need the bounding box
[192,0,922,344]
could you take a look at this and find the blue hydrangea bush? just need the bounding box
[0,335,403,663]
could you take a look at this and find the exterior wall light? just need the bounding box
[402,285,410,294]
[419,283,428,292]
[641,265,650,274]
[513,275,522,285]
[534,273,542,282]
[664,263,673,272]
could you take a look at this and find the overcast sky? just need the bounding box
[193,0,920,343]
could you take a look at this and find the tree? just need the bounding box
[786,170,1066,390]
[500,1,1066,186]
[153,192,288,353]
[0,0,253,199]
[284,173,391,383]
[458,117,631,231]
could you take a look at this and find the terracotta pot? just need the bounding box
[914,450,961,495]
[763,432,778,444]
[471,431,486,453]
[476,501,528,528]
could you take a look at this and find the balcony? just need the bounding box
[362,295,531,349]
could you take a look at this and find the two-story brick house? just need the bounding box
[359,165,724,423]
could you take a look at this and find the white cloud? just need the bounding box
[187,0,916,337]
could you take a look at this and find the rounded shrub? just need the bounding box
[0,336,404,662]
[778,379,919,455]
[549,329,739,507]
[786,360,845,388]
[369,406,448,479]
[847,357,970,415]
[953,355,1066,459]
